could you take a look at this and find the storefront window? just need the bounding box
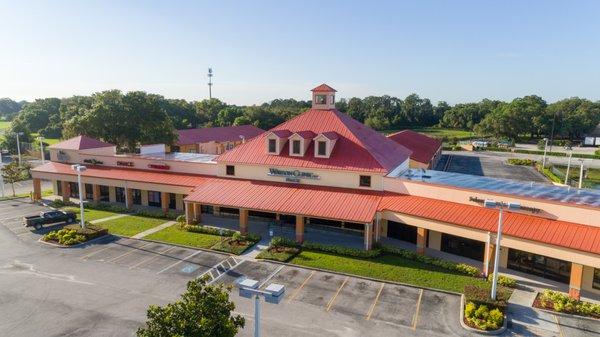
[56,180,62,196]
[69,182,79,198]
[115,187,125,203]
[593,269,600,290]
[85,184,94,200]
[132,189,142,205]
[441,233,485,261]
[507,249,571,284]
[169,193,176,210]
[148,191,161,207]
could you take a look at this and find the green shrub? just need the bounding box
[507,158,536,166]
[487,273,517,288]
[464,301,504,330]
[49,199,75,208]
[302,242,381,258]
[270,236,299,248]
[176,215,186,223]
[184,224,235,237]
[63,223,108,240]
[382,246,480,277]
[539,290,600,318]
[211,233,261,255]
[43,228,86,246]
[595,149,600,156]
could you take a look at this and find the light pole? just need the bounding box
[16,131,24,166]
[37,136,45,165]
[564,146,573,185]
[578,159,585,189]
[541,137,549,168]
[238,278,285,337]
[484,199,520,300]
[71,164,87,229]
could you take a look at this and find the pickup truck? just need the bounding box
[24,210,77,229]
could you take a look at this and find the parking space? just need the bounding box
[0,198,52,239]
[370,284,421,327]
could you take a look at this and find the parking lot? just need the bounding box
[1,198,597,336]
[436,153,547,183]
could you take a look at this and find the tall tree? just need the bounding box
[137,278,244,337]
[1,162,26,196]
[0,98,24,120]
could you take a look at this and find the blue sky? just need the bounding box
[1,0,599,104]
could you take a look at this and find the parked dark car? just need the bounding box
[24,210,76,229]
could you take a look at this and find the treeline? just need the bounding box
[1,90,599,153]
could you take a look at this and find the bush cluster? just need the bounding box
[52,200,181,220]
[184,224,236,237]
[303,242,382,258]
[270,236,299,248]
[464,301,504,331]
[487,273,517,288]
[43,228,86,246]
[539,290,600,318]
[382,246,480,277]
[507,158,536,166]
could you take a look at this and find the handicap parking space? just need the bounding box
[169,250,228,278]
[369,284,421,327]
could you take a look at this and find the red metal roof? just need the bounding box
[311,84,337,92]
[378,193,600,255]
[176,125,264,146]
[387,130,442,164]
[292,131,316,139]
[218,108,412,173]
[49,136,114,150]
[270,130,293,138]
[320,131,339,140]
[31,162,210,187]
[185,179,382,223]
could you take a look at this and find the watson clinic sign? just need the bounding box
[268,168,320,182]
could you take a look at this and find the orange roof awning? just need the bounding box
[185,179,382,223]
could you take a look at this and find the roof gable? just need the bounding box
[387,130,441,164]
[218,108,411,173]
[49,136,114,150]
[311,84,337,92]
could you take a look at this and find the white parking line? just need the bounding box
[108,242,151,263]
[129,246,175,269]
[259,265,285,288]
[157,250,202,274]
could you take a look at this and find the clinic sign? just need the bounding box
[268,168,320,182]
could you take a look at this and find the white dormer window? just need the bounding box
[313,132,338,158]
[317,141,327,156]
[268,139,277,153]
[292,140,301,155]
[265,129,292,155]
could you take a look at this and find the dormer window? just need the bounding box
[317,141,327,156]
[315,95,327,105]
[268,139,277,153]
[292,140,301,154]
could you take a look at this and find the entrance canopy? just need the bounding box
[185,179,382,223]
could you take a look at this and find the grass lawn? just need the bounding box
[145,224,223,249]
[290,250,488,293]
[94,215,166,237]
[62,206,122,222]
[31,132,61,145]
[553,165,600,188]
[0,189,52,201]
[382,127,474,140]
[0,121,10,133]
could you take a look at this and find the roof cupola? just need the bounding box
[311,84,336,110]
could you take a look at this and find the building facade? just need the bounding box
[173,125,264,154]
[31,85,600,299]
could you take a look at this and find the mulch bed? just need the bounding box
[532,293,600,320]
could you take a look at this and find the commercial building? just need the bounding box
[172,125,264,154]
[31,85,600,299]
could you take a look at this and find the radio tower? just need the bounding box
[207,67,213,99]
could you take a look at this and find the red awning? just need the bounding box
[185,179,382,223]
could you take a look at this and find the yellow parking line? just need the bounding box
[129,246,175,269]
[365,283,385,320]
[326,276,348,311]
[287,270,315,303]
[411,289,424,330]
[553,314,564,337]
[108,243,151,263]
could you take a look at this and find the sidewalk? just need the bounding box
[507,289,561,335]
[132,221,176,239]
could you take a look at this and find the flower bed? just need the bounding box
[463,301,504,331]
[533,290,600,319]
[256,236,301,262]
[42,224,108,246]
[211,232,261,255]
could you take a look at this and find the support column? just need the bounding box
[185,203,194,225]
[483,241,496,277]
[380,219,388,238]
[416,227,428,255]
[295,215,305,244]
[428,230,441,250]
[239,209,248,235]
[108,186,116,203]
[61,181,70,202]
[125,188,133,210]
[141,190,149,207]
[275,213,280,221]
[92,184,101,203]
[161,192,169,214]
[569,263,584,300]
[32,178,42,201]
[193,203,202,224]
[175,194,184,211]
[364,223,373,250]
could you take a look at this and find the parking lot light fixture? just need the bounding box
[541,137,549,168]
[484,199,520,300]
[37,136,45,165]
[237,278,285,337]
[71,164,87,229]
[16,132,24,166]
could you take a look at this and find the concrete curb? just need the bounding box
[459,294,508,335]
[37,233,112,249]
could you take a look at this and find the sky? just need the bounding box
[1,0,600,105]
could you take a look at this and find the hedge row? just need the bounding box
[50,199,180,220]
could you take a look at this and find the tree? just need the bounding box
[0,98,24,120]
[1,162,26,196]
[13,98,61,133]
[1,118,32,154]
[163,99,198,129]
[137,278,244,337]
[546,98,600,140]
